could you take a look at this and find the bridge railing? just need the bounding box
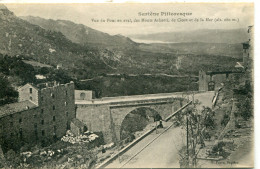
[92,91,206,101]
[165,101,192,122]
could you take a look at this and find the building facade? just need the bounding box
[242,25,253,71]
[0,81,75,152]
[75,90,94,101]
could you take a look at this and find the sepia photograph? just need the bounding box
[0,2,255,168]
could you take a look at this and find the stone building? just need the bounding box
[75,90,94,101]
[0,81,75,152]
[242,25,253,71]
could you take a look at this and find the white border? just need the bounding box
[0,0,259,168]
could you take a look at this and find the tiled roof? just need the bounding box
[0,101,38,118]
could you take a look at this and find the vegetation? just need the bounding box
[0,75,18,106]
[76,75,198,98]
[177,102,217,168]
[209,141,230,158]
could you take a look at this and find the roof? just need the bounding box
[71,118,86,128]
[0,101,38,118]
[18,83,38,91]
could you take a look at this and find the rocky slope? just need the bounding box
[0,4,129,77]
[20,16,137,49]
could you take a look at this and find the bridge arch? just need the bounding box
[119,107,162,142]
[110,103,176,142]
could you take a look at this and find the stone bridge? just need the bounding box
[76,92,191,143]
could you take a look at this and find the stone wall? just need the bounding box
[39,82,75,139]
[199,70,209,91]
[76,104,112,143]
[75,90,93,101]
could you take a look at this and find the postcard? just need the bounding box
[0,2,254,168]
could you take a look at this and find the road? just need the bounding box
[105,92,215,168]
[76,91,214,105]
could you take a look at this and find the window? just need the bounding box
[33,114,36,118]
[41,96,43,101]
[67,121,70,130]
[65,91,68,96]
[35,131,38,140]
[80,93,86,100]
[51,93,54,98]
[53,116,56,122]
[19,118,22,124]
[30,88,32,94]
[30,96,32,100]
[41,109,44,114]
[42,130,45,136]
[19,128,23,138]
[65,102,67,106]
[54,126,57,133]
[41,119,44,125]
[53,105,55,110]
[66,112,69,117]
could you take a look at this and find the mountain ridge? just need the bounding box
[129,28,248,44]
[20,16,137,49]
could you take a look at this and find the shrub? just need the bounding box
[221,113,230,126]
[210,141,230,158]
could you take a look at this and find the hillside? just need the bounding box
[20,16,137,49]
[19,14,243,74]
[129,28,248,44]
[0,5,124,78]
[138,42,243,58]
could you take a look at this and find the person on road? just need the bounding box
[158,119,163,128]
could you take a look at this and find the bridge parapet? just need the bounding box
[75,91,202,106]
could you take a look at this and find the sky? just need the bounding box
[4,3,254,35]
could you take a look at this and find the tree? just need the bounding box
[178,103,216,168]
[0,75,18,106]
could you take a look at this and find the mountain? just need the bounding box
[138,42,243,58]
[0,4,129,78]
[129,28,248,44]
[0,5,243,79]
[0,4,244,98]
[20,16,136,49]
